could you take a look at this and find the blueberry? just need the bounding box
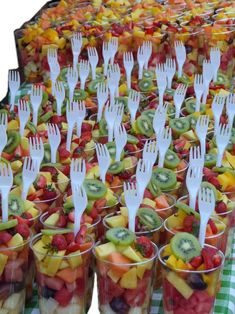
[41,286,56,299]
[185,45,193,54]
[110,297,130,314]
[187,273,207,290]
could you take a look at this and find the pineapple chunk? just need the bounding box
[122,246,142,262]
[120,207,128,217]
[7,120,19,130]
[7,233,24,248]
[67,250,82,269]
[120,267,137,289]
[95,242,116,259]
[0,253,8,276]
[24,200,35,210]
[3,290,25,310]
[33,239,49,261]
[27,206,39,218]
[56,170,69,192]
[43,250,66,276]
[105,215,126,228]
[142,198,156,208]
[11,160,22,172]
[166,271,193,299]
[44,213,60,226]
[166,255,177,269]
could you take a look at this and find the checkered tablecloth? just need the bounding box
[25,235,235,314]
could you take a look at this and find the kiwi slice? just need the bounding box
[108,161,124,174]
[167,105,176,118]
[178,74,191,85]
[165,89,175,97]
[73,89,87,101]
[42,229,72,235]
[169,118,190,136]
[83,179,107,200]
[204,154,217,168]
[39,111,53,123]
[141,109,155,122]
[176,202,200,219]
[201,182,217,200]
[127,134,139,145]
[4,131,21,154]
[147,180,162,198]
[14,173,22,186]
[136,115,154,137]
[143,70,155,80]
[164,149,180,169]
[212,166,232,174]
[42,143,52,164]
[170,232,201,262]
[0,219,18,231]
[106,227,135,246]
[88,79,103,95]
[26,121,37,135]
[151,168,177,191]
[185,98,206,114]
[138,79,154,92]
[99,118,108,136]
[187,114,198,129]
[115,97,128,112]
[8,195,24,216]
[137,207,162,229]
[106,142,124,160]
[215,73,230,88]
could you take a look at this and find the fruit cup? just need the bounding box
[31,231,94,314]
[32,188,61,213]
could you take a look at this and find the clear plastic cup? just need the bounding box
[32,189,61,213]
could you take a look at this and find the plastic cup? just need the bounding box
[159,245,225,314]
[94,241,158,314]
[31,233,94,314]
[32,189,61,213]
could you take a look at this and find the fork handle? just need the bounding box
[138,65,143,80]
[158,150,166,168]
[115,86,119,98]
[177,66,183,78]
[195,97,201,112]
[57,101,62,116]
[175,107,181,119]
[115,146,123,162]
[22,182,31,201]
[104,60,109,76]
[199,220,208,247]
[77,120,83,138]
[74,211,83,236]
[33,110,38,126]
[100,170,107,184]
[108,125,114,142]
[158,91,164,107]
[51,148,57,164]
[80,79,85,90]
[69,89,74,103]
[97,104,103,122]
[216,151,224,167]
[10,93,16,112]
[1,196,9,223]
[199,138,206,157]
[91,66,96,81]
[19,123,26,137]
[189,193,197,211]
[128,212,137,233]
[126,74,131,90]
[66,125,73,151]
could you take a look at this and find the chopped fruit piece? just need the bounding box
[7,233,24,248]
[135,236,154,258]
[51,235,67,251]
[166,271,193,299]
[120,267,138,289]
[0,253,8,276]
[122,246,142,262]
[54,287,73,307]
[108,252,131,275]
[95,242,116,259]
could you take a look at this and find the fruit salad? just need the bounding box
[31,229,94,314]
[0,218,31,314]
[159,232,224,314]
[94,227,158,314]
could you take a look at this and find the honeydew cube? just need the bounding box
[59,260,70,270]
[43,250,66,276]
[3,290,25,310]
[44,213,60,226]
[39,297,59,314]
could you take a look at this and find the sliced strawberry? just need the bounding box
[135,236,154,258]
[208,219,218,234]
[183,215,194,230]
[58,147,71,159]
[52,235,67,251]
[16,224,30,239]
[57,215,67,228]
[64,232,75,244]
[66,242,81,253]
[215,202,227,214]
[0,231,12,244]
[201,248,215,270]
[35,175,47,189]
[68,211,75,222]
[190,255,203,269]
[208,176,221,189]
[212,254,222,268]
[54,287,73,307]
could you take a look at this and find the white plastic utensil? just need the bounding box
[105,101,118,142]
[0,164,13,222]
[76,101,86,138]
[97,82,109,122]
[189,146,205,169]
[127,89,140,124]
[30,85,43,126]
[0,113,7,131]
[137,45,145,80]
[72,185,88,236]
[102,41,112,76]
[8,70,20,111]
[198,187,215,247]
[114,124,127,161]
[143,41,152,70]
[202,60,213,104]
[54,81,65,116]
[226,93,235,127]
[95,143,111,183]
[123,52,134,90]
[70,158,86,190]
[195,115,209,156]
[212,94,225,135]
[47,48,58,70]
[136,159,152,200]
[174,41,186,78]
[29,137,44,172]
[158,127,172,168]
[115,104,124,129]
[124,182,142,233]
[194,74,204,112]
[67,66,78,102]
[107,64,120,105]
[153,103,168,137]
[47,123,61,164]
[0,126,7,158]
[215,123,231,167]
[71,32,83,69]
[88,47,99,80]
[164,58,176,89]
[210,48,221,82]
[66,100,78,151]
[79,60,90,90]
[186,165,203,210]
[109,37,118,65]
[156,64,167,107]
[143,140,158,168]
[50,60,60,96]
[22,157,38,200]
[173,84,187,118]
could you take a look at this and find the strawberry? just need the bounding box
[75,225,87,243]
[34,175,47,189]
[61,165,70,176]
[201,248,214,270]
[183,215,194,230]
[52,235,67,250]
[57,215,67,228]
[190,255,203,269]
[94,199,107,211]
[208,176,221,189]
[54,287,73,307]
[68,211,75,222]
[64,232,75,244]
[51,115,62,124]
[213,254,222,268]
[0,231,12,244]
[21,212,34,227]
[42,185,57,200]
[40,166,58,176]
[208,219,218,234]
[215,202,227,214]
[143,189,154,200]
[135,236,154,258]
[58,147,71,159]
[66,242,81,253]
[90,207,98,220]
[16,224,30,239]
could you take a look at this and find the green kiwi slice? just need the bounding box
[38,111,53,123]
[60,67,68,82]
[187,114,198,129]
[170,232,201,262]
[115,97,128,112]
[14,173,22,186]
[201,182,218,200]
[137,207,162,229]
[215,73,230,88]
[169,118,190,136]
[8,195,24,216]
[99,118,108,136]
[178,74,191,85]
[106,142,124,160]
[141,109,155,122]
[204,154,217,168]
[88,79,103,95]
[165,89,175,97]
[151,168,177,191]
[42,229,72,235]
[175,202,200,219]
[147,180,162,198]
[108,161,124,174]
[0,219,18,231]
[167,105,176,118]
[136,115,154,137]
[42,143,52,164]
[26,121,37,134]
[106,227,136,245]
[138,79,154,92]
[185,98,206,114]
[83,179,107,200]
[73,89,87,101]
[127,134,139,145]
[4,131,21,154]
[212,166,232,174]
[143,70,155,80]
[164,149,180,169]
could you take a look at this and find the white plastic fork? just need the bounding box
[29,137,44,172]
[202,60,213,104]
[79,60,90,90]
[158,127,172,168]
[164,58,176,89]
[114,124,127,161]
[47,123,61,164]
[107,64,120,105]
[156,64,167,107]
[210,47,221,82]
[174,84,187,118]
[67,66,78,102]
[102,41,112,76]
[137,45,145,80]
[95,143,111,183]
[54,81,65,116]
[22,157,38,200]
[115,104,124,129]
[194,74,204,112]
[212,94,225,135]
[215,123,231,167]
[97,82,109,122]
[88,47,98,80]
[136,159,152,200]
[50,59,60,95]
[0,113,7,130]
[124,182,142,232]
[71,32,83,69]
[123,52,134,90]
[174,41,186,78]
[195,115,209,156]
[105,102,118,142]
[66,101,78,151]
[8,70,20,111]
[186,165,203,210]
[143,140,158,168]
[226,93,235,127]
[76,101,86,138]
[153,103,168,137]
[143,41,152,70]
[70,158,86,190]
[189,146,205,169]
[198,187,215,247]
[127,89,140,124]
[0,126,7,157]
[109,37,118,65]
[0,164,13,222]
[30,85,43,126]
[47,48,58,70]
[72,185,88,236]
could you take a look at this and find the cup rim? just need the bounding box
[0,226,31,250]
[33,188,61,204]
